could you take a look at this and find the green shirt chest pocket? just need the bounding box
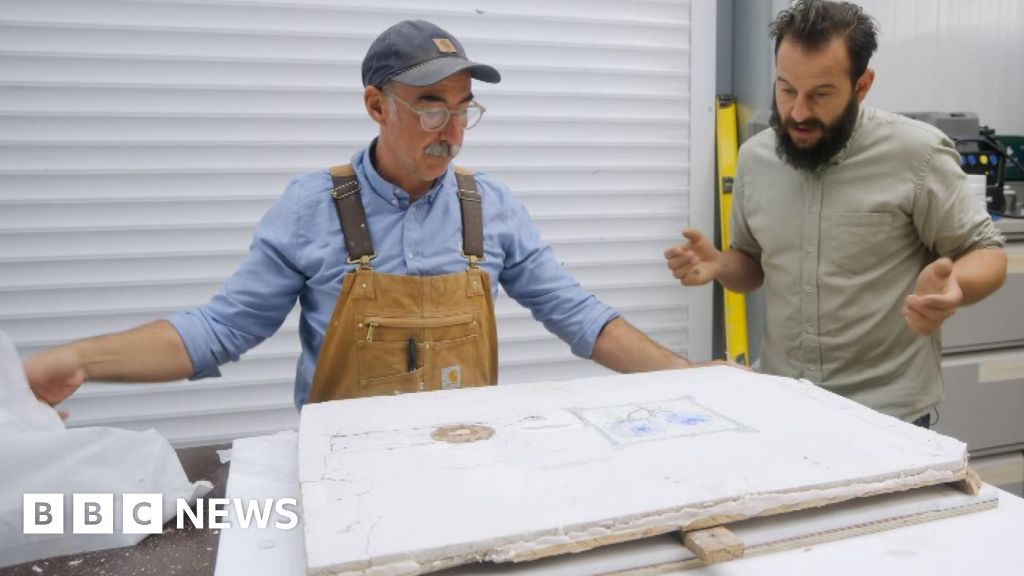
[828,212,899,275]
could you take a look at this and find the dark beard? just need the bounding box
[770,93,859,172]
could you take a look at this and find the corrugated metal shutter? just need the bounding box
[0,0,714,446]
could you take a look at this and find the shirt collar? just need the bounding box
[354,139,453,208]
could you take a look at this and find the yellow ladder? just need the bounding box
[716,95,749,366]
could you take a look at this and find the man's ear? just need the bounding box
[365,86,387,125]
[854,68,875,103]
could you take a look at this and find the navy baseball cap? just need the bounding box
[361,20,501,88]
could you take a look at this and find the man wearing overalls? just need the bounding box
[25,20,709,411]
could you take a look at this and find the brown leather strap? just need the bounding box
[454,166,484,264]
[330,164,482,267]
[329,164,375,266]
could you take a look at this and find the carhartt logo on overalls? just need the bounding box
[441,365,462,390]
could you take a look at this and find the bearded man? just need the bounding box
[664,0,1006,426]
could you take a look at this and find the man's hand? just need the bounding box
[664,229,723,286]
[23,346,88,408]
[904,257,963,335]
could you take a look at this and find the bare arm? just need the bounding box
[664,229,764,293]
[714,249,765,293]
[591,318,692,372]
[952,247,1007,305]
[23,320,193,406]
[904,247,1007,334]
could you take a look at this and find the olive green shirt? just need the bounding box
[731,106,1004,420]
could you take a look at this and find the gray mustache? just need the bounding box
[424,142,461,158]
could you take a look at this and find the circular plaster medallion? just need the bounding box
[431,424,495,443]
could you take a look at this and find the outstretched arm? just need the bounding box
[591,318,691,372]
[591,317,742,372]
[23,320,193,407]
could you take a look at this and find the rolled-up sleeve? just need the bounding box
[167,182,308,379]
[912,139,1005,258]
[496,191,618,359]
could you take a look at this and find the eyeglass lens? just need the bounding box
[418,105,483,131]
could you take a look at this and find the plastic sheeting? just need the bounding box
[0,332,212,568]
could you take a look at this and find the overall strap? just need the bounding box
[454,166,484,267]
[329,164,375,268]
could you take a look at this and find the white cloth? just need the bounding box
[0,331,213,568]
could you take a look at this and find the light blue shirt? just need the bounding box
[168,144,618,406]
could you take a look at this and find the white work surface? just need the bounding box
[216,435,1024,575]
[297,368,969,574]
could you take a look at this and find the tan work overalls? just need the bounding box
[307,165,499,403]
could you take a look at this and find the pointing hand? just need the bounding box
[664,229,723,287]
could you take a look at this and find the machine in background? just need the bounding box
[904,111,1024,215]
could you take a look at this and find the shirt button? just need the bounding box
[804,286,813,293]
[805,325,814,333]
[392,199,399,207]
[407,252,414,259]
[805,246,814,254]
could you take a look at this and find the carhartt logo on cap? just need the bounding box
[361,20,501,87]
[433,38,457,53]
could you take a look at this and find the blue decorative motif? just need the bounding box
[608,408,715,440]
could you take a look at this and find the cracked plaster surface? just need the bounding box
[297,367,967,575]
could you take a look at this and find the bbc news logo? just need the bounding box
[23,494,299,534]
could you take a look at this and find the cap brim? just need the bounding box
[391,57,501,86]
